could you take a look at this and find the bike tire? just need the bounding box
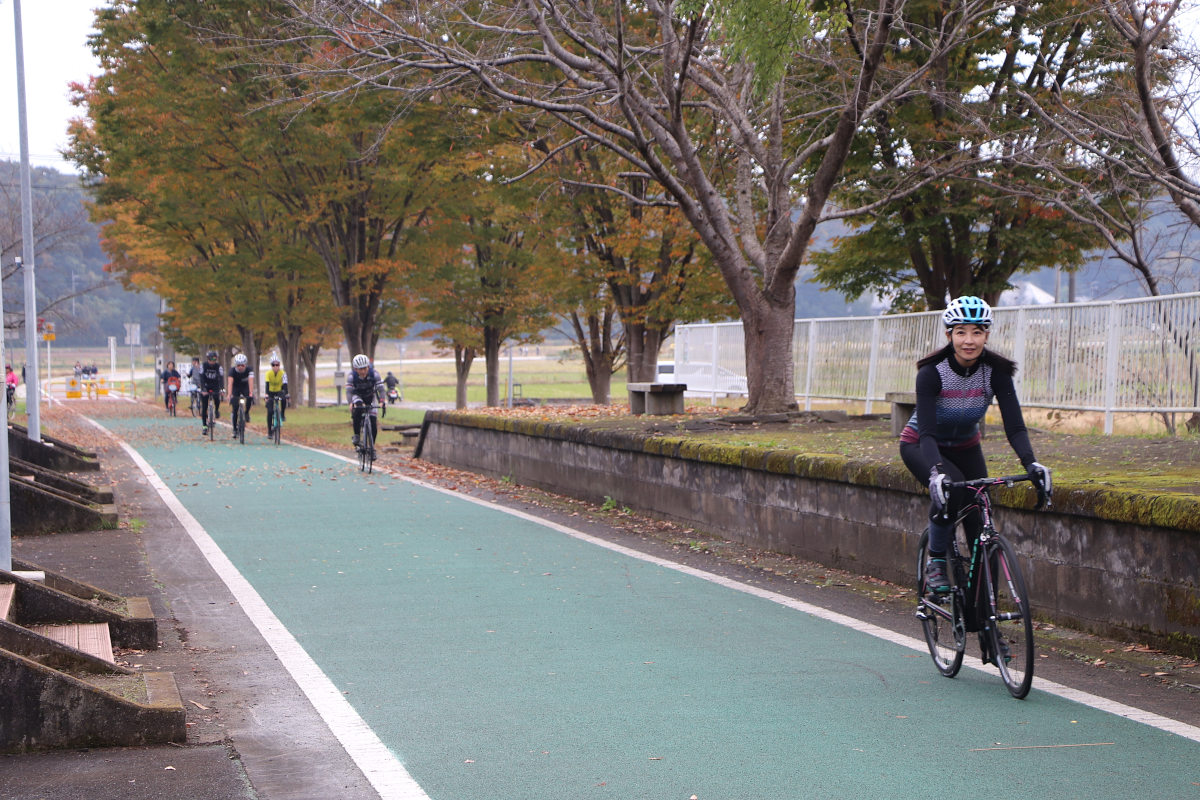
[360,417,376,474]
[272,405,281,445]
[984,535,1035,699]
[207,403,215,441]
[238,403,246,445]
[917,528,965,678]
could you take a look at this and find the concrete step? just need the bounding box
[0,648,186,752]
[28,622,114,664]
[0,583,13,621]
[3,564,158,650]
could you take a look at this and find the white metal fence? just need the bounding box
[674,292,1200,433]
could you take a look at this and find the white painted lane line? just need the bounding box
[84,418,430,800]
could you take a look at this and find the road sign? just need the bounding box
[123,323,141,346]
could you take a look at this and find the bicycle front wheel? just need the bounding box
[238,407,246,444]
[984,535,1035,699]
[916,528,964,678]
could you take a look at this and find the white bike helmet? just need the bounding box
[233,353,248,366]
[942,296,993,329]
[352,354,370,369]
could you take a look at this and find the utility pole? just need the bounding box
[14,0,40,442]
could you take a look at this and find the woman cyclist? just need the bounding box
[899,296,1051,593]
[160,361,182,411]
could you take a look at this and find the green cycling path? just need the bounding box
[94,409,1200,800]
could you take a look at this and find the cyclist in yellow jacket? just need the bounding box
[263,357,288,435]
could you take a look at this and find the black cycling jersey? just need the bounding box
[198,361,224,392]
[228,366,254,395]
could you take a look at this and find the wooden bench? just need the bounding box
[885,390,987,438]
[627,382,687,415]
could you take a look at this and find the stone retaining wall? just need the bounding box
[420,411,1200,655]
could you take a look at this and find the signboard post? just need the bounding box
[125,323,141,397]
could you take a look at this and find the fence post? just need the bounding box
[865,318,881,414]
[1103,302,1120,435]
[711,324,719,405]
[1012,308,1027,397]
[804,321,817,412]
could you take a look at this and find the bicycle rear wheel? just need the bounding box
[984,535,1035,698]
[916,528,965,677]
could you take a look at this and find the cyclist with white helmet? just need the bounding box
[197,350,224,435]
[226,353,255,436]
[899,296,1051,594]
[346,353,385,447]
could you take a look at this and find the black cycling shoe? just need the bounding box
[924,559,951,594]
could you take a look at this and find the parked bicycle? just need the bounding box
[914,474,1044,699]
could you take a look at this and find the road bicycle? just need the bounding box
[914,474,1042,699]
[266,394,283,446]
[189,387,200,417]
[355,402,377,473]
[232,397,248,445]
[203,390,217,441]
[6,386,15,420]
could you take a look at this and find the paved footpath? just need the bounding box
[63,411,1200,798]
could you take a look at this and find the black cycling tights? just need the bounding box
[900,441,987,556]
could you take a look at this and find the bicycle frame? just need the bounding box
[916,474,1039,697]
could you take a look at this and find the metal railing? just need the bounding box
[674,292,1200,434]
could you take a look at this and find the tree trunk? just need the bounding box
[483,326,502,407]
[740,296,797,416]
[299,345,320,407]
[454,344,475,410]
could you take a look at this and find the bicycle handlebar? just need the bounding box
[946,474,1033,490]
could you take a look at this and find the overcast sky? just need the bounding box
[0,1,1197,178]
[0,1,101,174]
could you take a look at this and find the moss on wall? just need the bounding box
[429,411,1200,534]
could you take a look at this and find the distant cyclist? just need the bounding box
[263,357,289,434]
[160,361,182,411]
[898,295,1051,594]
[226,354,255,436]
[197,350,224,434]
[5,364,17,408]
[346,354,384,447]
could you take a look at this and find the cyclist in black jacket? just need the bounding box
[197,351,224,434]
[346,354,385,447]
[226,354,255,436]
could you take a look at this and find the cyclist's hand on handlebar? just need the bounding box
[928,467,949,515]
[1027,461,1052,509]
